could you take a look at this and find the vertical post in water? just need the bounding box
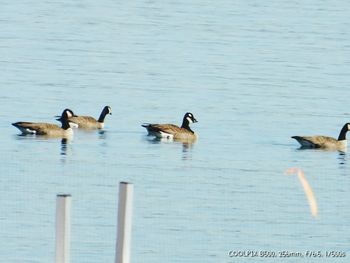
[55,194,71,263]
[115,182,134,263]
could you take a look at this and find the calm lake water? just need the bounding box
[1,1,350,262]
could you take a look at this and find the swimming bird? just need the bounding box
[12,109,74,138]
[56,106,112,129]
[291,123,350,150]
[142,112,198,140]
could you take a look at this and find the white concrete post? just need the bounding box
[55,194,71,263]
[115,182,134,263]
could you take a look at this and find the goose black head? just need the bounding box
[181,112,198,130]
[184,112,198,124]
[59,109,75,129]
[103,106,112,115]
[55,109,75,121]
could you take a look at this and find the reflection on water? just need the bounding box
[145,136,196,146]
[14,133,39,140]
[295,146,348,166]
[60,138,73,163]
[181,141,195,161]
[338,151,347,166]
[98,130,107,140]
[145,135,197,144]
[144,136,196,160]
[14,133,68,142]
[181,141,194,151]
[60,138,70,156]
[296,146,347,154]
[14,133,73,159]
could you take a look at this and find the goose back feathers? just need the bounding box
[142,112,198,140]
[57,106,112,129]
[292,123,350,150]
[12,109,73,138]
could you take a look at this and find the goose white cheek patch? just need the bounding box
[69,122,79,128]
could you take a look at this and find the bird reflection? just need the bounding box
[145,136,195,160]
[61,138,68,155]
[98,129,107,140]
[182,141,193,151]
[181,141,195,160]
[14,134,73,160]
[60,138,73,160]
[338,151,347,166]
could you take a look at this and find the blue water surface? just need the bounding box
[1,1,350,262]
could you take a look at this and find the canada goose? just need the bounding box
[12,109,74,138]
[291,123,350,150]
[56,106,112,129]
[142,112,198,140]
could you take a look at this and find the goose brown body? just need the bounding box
[292,123,350,150]
[58,106,112,129]
[12,109,73,138]
[144,123,198,140]
[142,112,198,140]
[68,115,104,129]
[291,136,346,149]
